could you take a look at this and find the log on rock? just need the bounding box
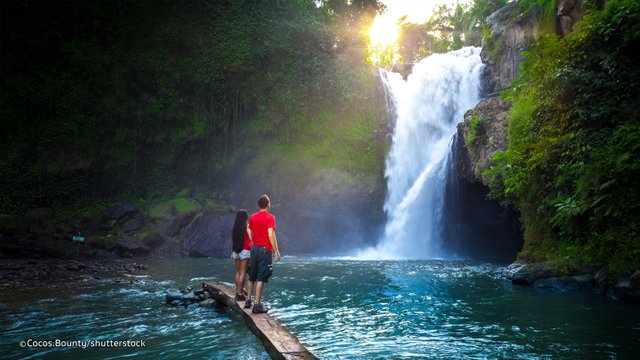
[202,282,316,360]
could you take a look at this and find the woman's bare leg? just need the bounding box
[234,259,243,294]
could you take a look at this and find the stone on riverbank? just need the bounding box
[509,262,640,304]
[612,275,640,304]
[114,236,151,257]
[535,274,594,292]
[0,258,147,288]
[166,285,214,307]
[198,299,216,308]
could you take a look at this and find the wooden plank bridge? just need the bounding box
[202,282,317,360]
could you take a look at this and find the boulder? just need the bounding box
[122,219,144,233]
[150,239,185,257]
[180,212,234,257]
[503,261,527,278]
[535,274,594,292]
[142,233,165,249]
[631,270,640,288]
[613,275,640,303]
[511,266,554,285]
[180,292,199,303]
[198,299,216,308]
[153,218,181,238]
[109,203,139,221]
[88,236,116,251]
[114,236,151,256]
[593,267,611,295]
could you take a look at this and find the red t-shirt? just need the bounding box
[243,230,251,251]
[249,210,276,252]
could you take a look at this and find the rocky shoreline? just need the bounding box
[0,258,147,289]
[505,261,640,304]
[0,201,237,262]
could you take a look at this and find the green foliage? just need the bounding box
[550,196,581,229]
[170,198,200,217]
[148,197,199,219]
[518,0,558,34]
[487,0,640,271]
[393,0,506,63]
[0,1,387,215]
[466,115,484,145]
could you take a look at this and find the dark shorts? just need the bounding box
[248,246,273,283]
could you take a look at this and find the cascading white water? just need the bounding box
[360,47,484,260]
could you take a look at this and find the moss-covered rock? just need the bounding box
[458,96,512,185]
[148,197,200,220]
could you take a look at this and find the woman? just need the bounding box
[231,209,252,301]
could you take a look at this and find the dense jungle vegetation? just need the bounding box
[0,0,498,218]
[486,0,640,271]
[1,0,392,217]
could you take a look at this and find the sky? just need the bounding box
[379,0,473,23]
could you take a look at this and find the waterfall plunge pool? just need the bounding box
[2,257,639,359]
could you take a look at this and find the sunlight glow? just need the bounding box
[368,14,399,47]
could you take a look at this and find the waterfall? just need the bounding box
[360,47,484,260]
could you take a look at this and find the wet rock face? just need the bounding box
[443,134,523,262]
[457,96,512,186]
[481,1,586,94]
[390,63,414,80]
[556,0,586,37]
[180,212,235,257]
[481,1,540,94]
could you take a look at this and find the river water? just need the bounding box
[2,257,639,359]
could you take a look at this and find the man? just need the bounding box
[245,194,281,313]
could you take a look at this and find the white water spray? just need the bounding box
[360,47,484,260]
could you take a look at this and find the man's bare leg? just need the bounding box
[255,281,264,304]
[246,280,255,304]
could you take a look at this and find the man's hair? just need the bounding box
[257,194,270,209]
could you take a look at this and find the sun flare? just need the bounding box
[368,14,399,47]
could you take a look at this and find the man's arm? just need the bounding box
[268,227,281,262]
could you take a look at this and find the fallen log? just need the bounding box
[202,282,317,360]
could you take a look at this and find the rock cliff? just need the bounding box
[460,0,587,185]
[481,1,541,95]
[457,96,512,186]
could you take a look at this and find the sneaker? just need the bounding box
[241,290,248,298]
[234,293,246,301]
[244,299,253,309]
[252,302,269,314]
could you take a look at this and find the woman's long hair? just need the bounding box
[232,209,249,253]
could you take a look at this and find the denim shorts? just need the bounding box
[231,249,250,260]
[248,246,273,283]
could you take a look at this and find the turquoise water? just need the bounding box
[2,257,639,359]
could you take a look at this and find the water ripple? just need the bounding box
[3,257,639,359]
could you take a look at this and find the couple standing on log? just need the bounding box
[231,194,281,314]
